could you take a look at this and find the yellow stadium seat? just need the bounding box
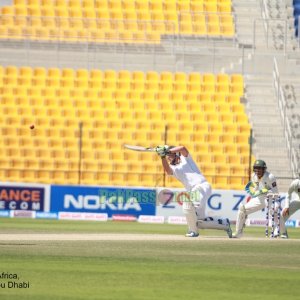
[202,102,216,113]
[205,2,218,12]
[83,9,97,23]
[62,171,77,184]
[218,3,232,13]
[117,71,131,84]
[219,112,234,124]
[41,6,55,17]
[82,0,94,8]
[122,1,135,11]
[208,123,222,133]
[5,65,18,77]
[54,0,67,7]
[5,170,22,182]
[159,71,172,82]
[14,6,29,22]
[213,176,228,189]
[19,67,33,79]
[124,9,137,20]
[215,102,230,113]
[192,22,206,35]
[192,13,206,25]
[223,144,237,155]
[188,72,202,84]
[191,2,204,12]
[164,11,178,24]
[69,0,81,8]
[234,134,249,145]
[131,71,144,83]
[1,95,15,106]
[27,6,41,19]
[177,1,190,12]
[94,0,108,9]
[207,23,220,36]
[231,73,244,85]
[216,165,231,177]
[149,0,163,11]
[1,6,14,17]
[200,163,216,176]
[222,24,235,37]
[4,76,18,86]
[179,13,192,28]
[136,11,151,28]
[212,154,228,164]
[0,26,7,38]
[237,124,251,135]
[0,0,233,43]
[0,67,248,188]
[108,0,122,10]
[164,1,177,12]
[13,0,26,6]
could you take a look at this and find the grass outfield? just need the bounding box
[0,219,300,300]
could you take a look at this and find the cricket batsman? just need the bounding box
[233,159,279,238]
[156,145,232,238]
[279,175,300,238]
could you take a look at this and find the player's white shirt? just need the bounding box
[284,179,300,209]
[251,171,278,194]
[169,154,208,191]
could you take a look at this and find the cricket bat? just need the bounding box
[123,144,157,152]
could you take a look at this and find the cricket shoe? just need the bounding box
[280,232,289,239]
[185,231,199,237]
[225,219,233,238]
[232,230,243,239]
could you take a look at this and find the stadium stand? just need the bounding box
[1,0,296,191]
[0,66,251,189]
[0,0,235,42]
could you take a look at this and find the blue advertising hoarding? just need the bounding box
[0,185,45,211]
[50,185,156,217]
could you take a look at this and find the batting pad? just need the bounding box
[197,217,229,230]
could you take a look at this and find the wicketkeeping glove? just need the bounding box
[245,181,269,197]
[155,145,169,158]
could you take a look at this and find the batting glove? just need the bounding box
[155,145,169,158]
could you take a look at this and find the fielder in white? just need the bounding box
[156,145,232,238]
[233,159,279,238]
[279,177,300,238]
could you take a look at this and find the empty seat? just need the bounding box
[0,66,249,189]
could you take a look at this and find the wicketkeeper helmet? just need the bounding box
[253,159,267,169]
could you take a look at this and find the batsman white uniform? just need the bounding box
[235,171,278,237]
[169,154,231,235]
[280,179,300,235]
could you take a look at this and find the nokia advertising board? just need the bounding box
[50,185,156,217]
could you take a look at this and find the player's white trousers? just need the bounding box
[182,182,229,232]
[236,195,280,234]
[280,199,300,234]
[182,183,210,232]
[236,196,265,233]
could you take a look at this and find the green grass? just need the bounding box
[1,219,300,300]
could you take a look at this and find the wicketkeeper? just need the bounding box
[233,159,279,238]
[279,176,300,239]
[156,145,232,238]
